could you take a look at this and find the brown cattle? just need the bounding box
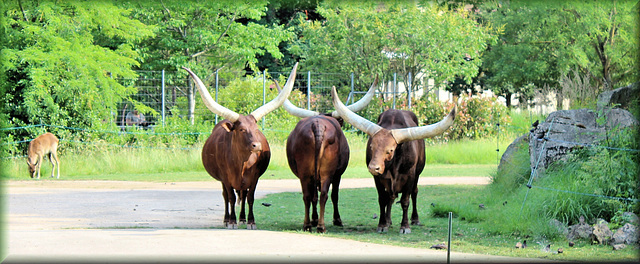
[278,77,377,232]
[27,132,60,179]
[182,63,298,229]
[332,86,455,234]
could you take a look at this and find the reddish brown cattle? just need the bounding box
[332,86,455,234]
[278,78,377,233]
[27,132,60,179]
[182,63,298,229]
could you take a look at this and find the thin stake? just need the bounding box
[447,212,452,264]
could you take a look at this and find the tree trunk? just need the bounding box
[504,92,513,108]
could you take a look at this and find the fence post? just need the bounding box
[215,69,219,124]
[408,72,412,110]
[161,69,166,127]
[262,69,266,130]
[307,71,311,110]
[393,73,397,109]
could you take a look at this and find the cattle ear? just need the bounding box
[222,122,234,132]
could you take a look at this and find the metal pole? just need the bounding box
[393,73,397,109]
[447,212,452,264]
[408,72,412,109]
[161,69,166,127]
[262,69,266,130]
[307,71,311,110]
[215,69,219,124]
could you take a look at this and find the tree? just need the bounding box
[289,1,495,98]
[478,0,638,108]
[1,1,155,139]
[126,0,294,123]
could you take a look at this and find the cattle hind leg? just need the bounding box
[246,185,257,230]
[301,179,315,232]
[237,189,247,224]
[331,180,343,227]
[399,192,412,234]
[410,185,420,226]
[223,185,238,229]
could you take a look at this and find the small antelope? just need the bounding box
[27,132,60,179]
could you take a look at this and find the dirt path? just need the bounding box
[4,177,554,263]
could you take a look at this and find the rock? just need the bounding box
[498,134,529,173]
[592,219,613,245]
[597,82,639,110]
[529,108,638,176]
[621,212,639,226]
[567,221,593,241]
[612,223,638,245]
[612,244,627,250]
[549,219,568,236]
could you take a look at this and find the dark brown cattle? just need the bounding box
[331,86,455,234]
[278,78,377,233]
[182,63,298,229]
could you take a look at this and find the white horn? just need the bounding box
[183,67,240,122]
[331,75,378,117]
[250,62,299,121]
[390,105,456,144]
[274,80,319,118]
[331,86,382,136]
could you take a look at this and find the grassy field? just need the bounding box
[250,185,639,262]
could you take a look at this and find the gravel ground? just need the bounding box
[3,177,555,263]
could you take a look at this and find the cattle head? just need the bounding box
[331,86,456,176]
[275,75,379,120]
[183,63,298,164]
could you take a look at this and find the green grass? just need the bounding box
[2,134,501,181]
[250,185,639,262]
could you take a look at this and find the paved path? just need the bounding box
[3,177,553,263]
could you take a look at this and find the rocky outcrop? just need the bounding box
[612,223,638,245]
[597,82,639,110]
[592,219,613,245]
[528,108,638,176]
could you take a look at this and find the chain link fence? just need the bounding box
[115,70,417,129]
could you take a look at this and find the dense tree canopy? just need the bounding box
[477,0,638,107]
[2,1,154,136]
[289,1,495,94]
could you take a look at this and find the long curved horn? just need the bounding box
[331,75,378,117]
[331,86,382,136]
[183,67,240,122]
[275,80,319,118]
[390,105,456,144]
[250,62,299,121]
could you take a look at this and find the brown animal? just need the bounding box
[27,132,60,179]
[182,63,298,229]
[332,86,455,234]
[278,77,377,233]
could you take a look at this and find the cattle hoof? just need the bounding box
[377,226,388,233]
[317,226,326,233]
[411,220,421,226]
[227,223,238,229]
[247,223,257,230]
[400,227,411,234]
[239,220,246,224]
[333,219,343,227]
[303,225,313,232]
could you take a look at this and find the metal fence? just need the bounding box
[115,70,415,128]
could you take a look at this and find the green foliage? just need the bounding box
[127,0,294,73]
[540,128,638,224]
[478,0,639,106]
[290,1,495,93]
[2,1,155,141]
